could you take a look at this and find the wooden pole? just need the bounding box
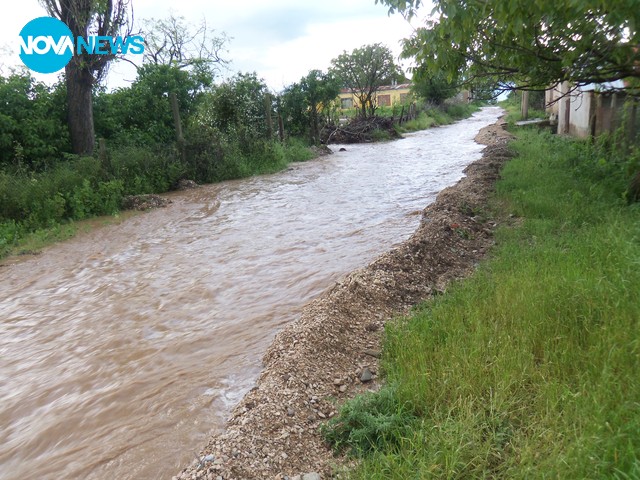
[521,90,529,120]
[170,92,187,163]
[98,138,109,172]
[277,113,285,143]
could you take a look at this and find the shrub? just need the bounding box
[107,145,184,194]
[0,220,22,257]
[322,386,417,457]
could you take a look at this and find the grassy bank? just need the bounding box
[0,102,480,260]
[345,102,484,144]
[0,138,313,259]
[323,129,640,478]
[395,102,483,134]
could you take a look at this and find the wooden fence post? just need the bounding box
[170,92,187,163]
[98,138,109,172]
[277,113,285,143]
[521,90,529,120]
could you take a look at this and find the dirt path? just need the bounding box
[175,120,514,480]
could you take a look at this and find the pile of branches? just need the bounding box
[121,194,172,211]
[322,116,401,144]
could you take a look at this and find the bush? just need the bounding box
[67,179,124,219]
[322,386,417,457]
[0,73,69,171]
[0,220,22,257]
[0,156,124,231]
[445,102,479,119]
[107,145,184,194]
[283,137,314,163]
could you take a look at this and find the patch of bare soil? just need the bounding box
[175,119,514,480]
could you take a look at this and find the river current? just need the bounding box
[0,107,502,479]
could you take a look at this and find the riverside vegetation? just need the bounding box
[0,69,314,258]
[0,64,479,260]
[322,119,640,477]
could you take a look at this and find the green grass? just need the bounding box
[0,138,316,260]
[396,103,482,134]
[395,112,437,133]
[0,221,77,258]
[324,130,640,478]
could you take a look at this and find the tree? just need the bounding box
[195,72,272,142]
[279,82,308,138]
[330,43,403,118]
[142,14,229,80]
[280,70,340,143]
[94,64,211,146]
[94,16,229,147]
[411,67,457,105]
[40,0,134,155]
[377,0,640,96]
[0,73,69,170]
[301,70,341,143]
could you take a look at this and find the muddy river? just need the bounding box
[0,107,502,479]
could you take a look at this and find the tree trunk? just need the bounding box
[359,97,367,118]
[277,113,285,143]
[310,107,319,145]
[65,62,95,156]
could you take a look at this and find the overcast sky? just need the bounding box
[1,0,430,92]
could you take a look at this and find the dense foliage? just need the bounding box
[330,44,405,118]
[280,70,341,143]
[0,73,69,171]
[377,0,640,95]
[0,66,315,257]
[410,67,458,106]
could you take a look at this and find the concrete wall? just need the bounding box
[546,83,638,140]
[567,90,593,138]
[550,82,592,138]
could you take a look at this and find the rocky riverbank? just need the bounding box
[175,119,514,480]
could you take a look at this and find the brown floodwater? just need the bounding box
[0,107,502,480]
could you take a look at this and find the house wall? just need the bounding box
[338,84,412,110]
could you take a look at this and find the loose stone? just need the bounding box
[302,473,321,480]
[363,349,381,358]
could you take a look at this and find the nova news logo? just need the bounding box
[19,16,144,74]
